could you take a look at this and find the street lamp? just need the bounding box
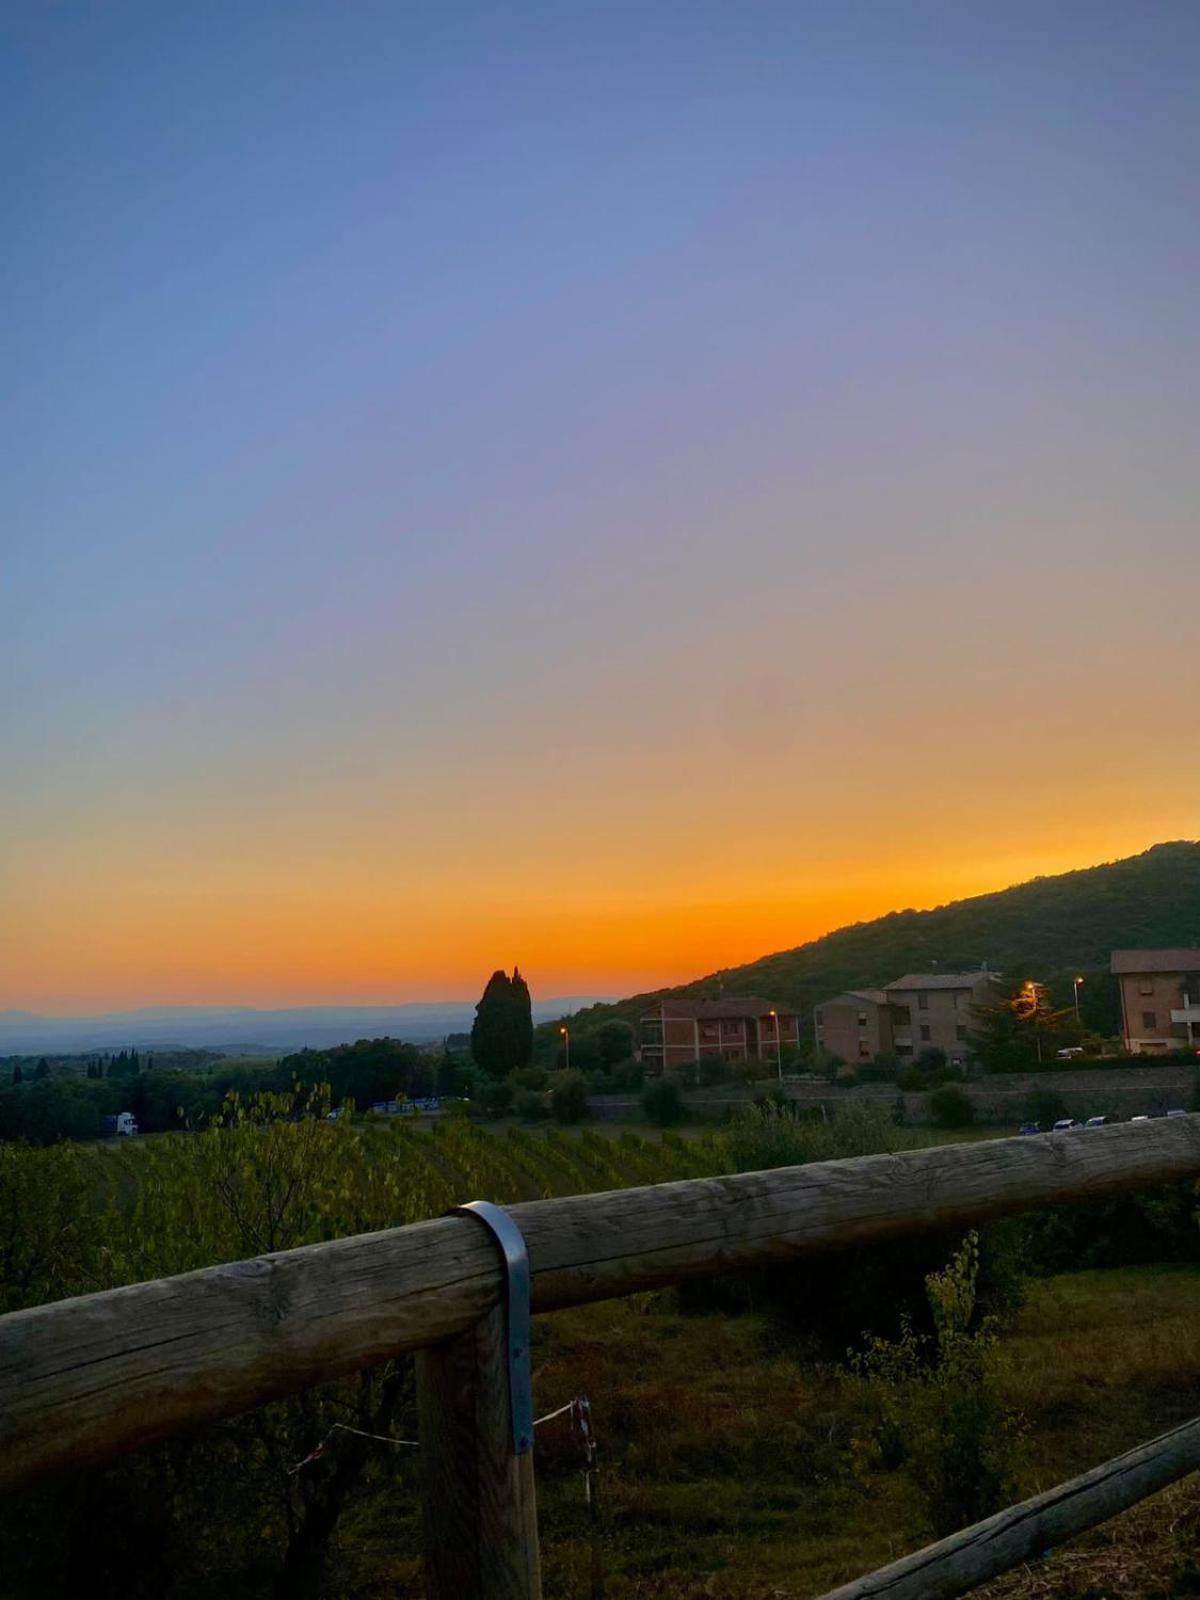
[559,1026,570,1071]
[1073,976,1084,1025]
[769,1009,782,1082]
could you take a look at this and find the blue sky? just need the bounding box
[3,2,1198,1008]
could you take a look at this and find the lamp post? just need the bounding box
[559,1026,570,1071]
[1023,981,1044,1064]
[769,1009,783,1082]
[1073,976,1084,1025]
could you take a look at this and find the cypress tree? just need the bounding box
[12,1064,22,1086]
[510,966,533,1071]
[471,968,534,1077]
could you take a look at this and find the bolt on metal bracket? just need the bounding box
[452,1199,534,1455]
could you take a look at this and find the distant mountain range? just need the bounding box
[0,998,611,1056]
[561,841,1200,1036]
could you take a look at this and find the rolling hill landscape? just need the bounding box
[564,841,1200,1039]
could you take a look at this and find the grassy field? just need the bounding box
[325,1262,1200,1599]
[16,1111,1198,1598]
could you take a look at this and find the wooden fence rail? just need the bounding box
[3,1116,1200,1598]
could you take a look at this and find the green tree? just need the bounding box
[928,1085,976,1130]
[470,969,533,1076]
[642,1077,686,1127]
[969,981,1075,1071]
[595,1020,634,1068]
[34,1058,49,1080]
[550,1070,589,1124]
[11,1064,21,1086]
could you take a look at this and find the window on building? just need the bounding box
[857,1011,868,1026]
[1142,1010,1157,1029]
[920,1025,931,1042]
[1138,978,1155,996]
[701,1023,718,1040]
[918,993,930,1010]
[859,1043,871,1058]
[814,1010,823,1026]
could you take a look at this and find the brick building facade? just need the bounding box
[638,997,800,1073]
[1112,949,1200,1054]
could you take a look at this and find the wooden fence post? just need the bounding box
[416,1298,542,1600]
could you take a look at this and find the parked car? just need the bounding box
[1018,1122,1042,1136]
[1052,1118,1080,1133]
[1084,1115,1108,1128]
[1167,1108,1188,1118]
[1131,1114,1150,1122]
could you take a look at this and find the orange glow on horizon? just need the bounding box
[5,822,1192,1014]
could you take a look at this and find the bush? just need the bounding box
[642,1078,686,1127]
[514,1089,548,1122]
[509,1066,548,1092]
[1021,1086,1065,1127]
[550,1071,589,1124]
[753,1081,789,1111]
[609,1057,644,1091]
[728,1100,903,1172]
[928,1086,976,1130]
[858,1052,901,1083]
[478,1079,514,1119]
[670,1060,700,1090]
[846,1234,1025,1537]
[698,1054,731,1087]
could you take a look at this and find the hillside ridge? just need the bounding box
[561,841,1200,1035]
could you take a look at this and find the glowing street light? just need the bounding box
[559,1025,570,1071]
[768,1009,783,1082]
[1073,976,1084,1024]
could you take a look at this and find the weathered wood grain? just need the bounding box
[815,1411,1200,1600]
[3,1117,1200,1488]
[417,1304,542,1600]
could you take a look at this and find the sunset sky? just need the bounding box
[4,2,1198,1012]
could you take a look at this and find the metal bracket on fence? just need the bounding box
[451,1200,534,1455]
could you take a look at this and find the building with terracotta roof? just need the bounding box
[812,990,893,1065]
[1111,950,1200,1054]
[638,996,799,1073]
[813,968,1004,1067]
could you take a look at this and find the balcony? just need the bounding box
[1170,1006,1200,1026]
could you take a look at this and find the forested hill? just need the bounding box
[563,841,1200,1038]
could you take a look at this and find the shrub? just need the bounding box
[609,1057,644,1091]
[1021,1086,1065,1127]
[858,1052,901,1083]
[928,1086,976,1130]
[478,1079,514,1119]
[514,1089,548,1122]
[846,1233,1025,1537]
[550,1071,589,1124]
[753,1081,789,1111]
[642,1078,686,1127]
[698,1054,731,1087]
[509,1066,548,1092]
[670,1060,700,1090]
[727,1100,904,1172]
